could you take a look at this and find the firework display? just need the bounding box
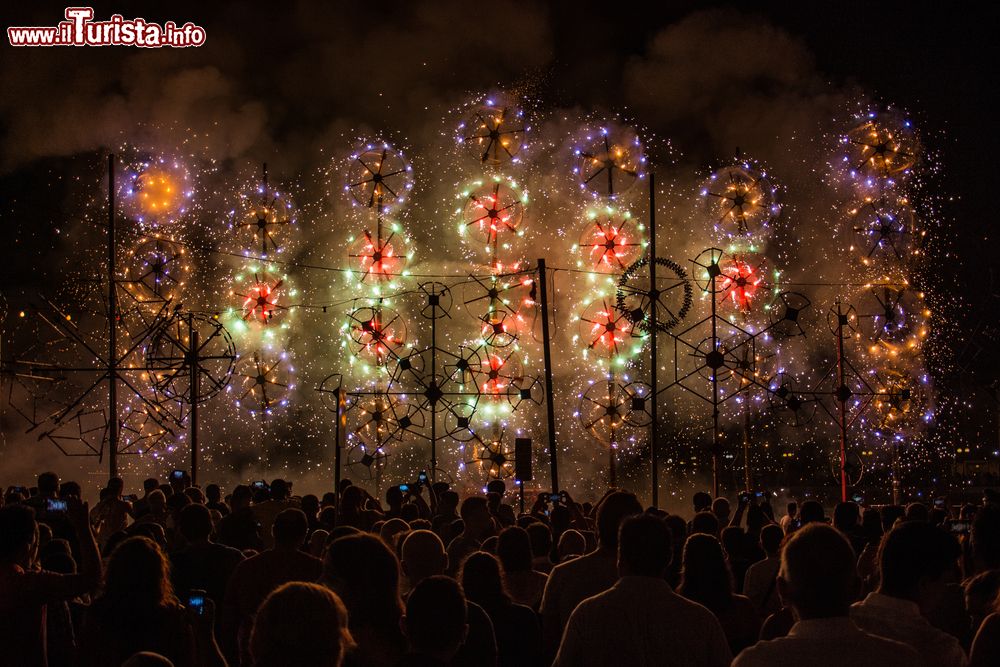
[119,156,195,226]
[455,98,528,166]
[826,109,932,501]
[3,92,947,506]
[228,166,298,257]
[572,125,647,199]
[700,162,780,240]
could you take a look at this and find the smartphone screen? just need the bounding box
[47,498,68,512]
[399,484,409,492]
[187,590,206,615]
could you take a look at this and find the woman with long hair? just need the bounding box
[78,536,197,667]
[496,526,547,610]
[335,486,382,532]
[678,533,761,655]
[461,551,541,667]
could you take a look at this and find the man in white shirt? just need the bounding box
[553,513,732,667]
[779,501,798,533]
[734,524,919,667]
[851,521,967,667]
[540,491,643,660]
[743,523,783,617]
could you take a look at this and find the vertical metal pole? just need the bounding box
[836,304,848,503]
[892,440,901,505]
[108,154,119,481]
[189,320,200,486]
[262,162,269,256]
[648,173,659,507]
[335,387,345,501]
[430,301,437,481]
[537,259,559,492]
[711,288,721,499]
[743,402,752,493]
[608,369,617,489]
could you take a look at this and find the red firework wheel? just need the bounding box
[459,177,527,260]
[577,207,644,271]
[347,307,407,365]
[473,348,524,397]
[477,310,521,348]
[235,273,286,324]
[718,255,767,313]
[578,298,635,358]
[348,226,410,282]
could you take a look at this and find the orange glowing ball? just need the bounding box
[136,167,182,217]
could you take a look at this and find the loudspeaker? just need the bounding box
[514,437,533,481]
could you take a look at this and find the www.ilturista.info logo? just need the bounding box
[7,7,206,47]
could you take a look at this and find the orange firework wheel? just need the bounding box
[700,164,779,238]
[572,126,646,199]
[457,100,527,165]
[846,112,919,178]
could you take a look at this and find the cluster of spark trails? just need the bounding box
[2,96,951,506]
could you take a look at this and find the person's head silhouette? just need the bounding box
[778,523,857,619]
[878,521,960,609]
[272,508,309,549]
[0,505,37,566]
[460,551,507,607]
[596,491,643,552]
[401,529,447,585]
[402,576,468,661]
[618,513,672,578]
[251,582,355,667]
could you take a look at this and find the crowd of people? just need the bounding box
[3,471,1000,667]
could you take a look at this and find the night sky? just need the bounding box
[2,1,999,491]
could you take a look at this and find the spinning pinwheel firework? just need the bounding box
[457,100,527,165]
[577,206,645,272]
[235,274,285,324]
[573,126,646,199]
[845,112,919,179]
[345,142,414,211]
[701,163,780,238]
